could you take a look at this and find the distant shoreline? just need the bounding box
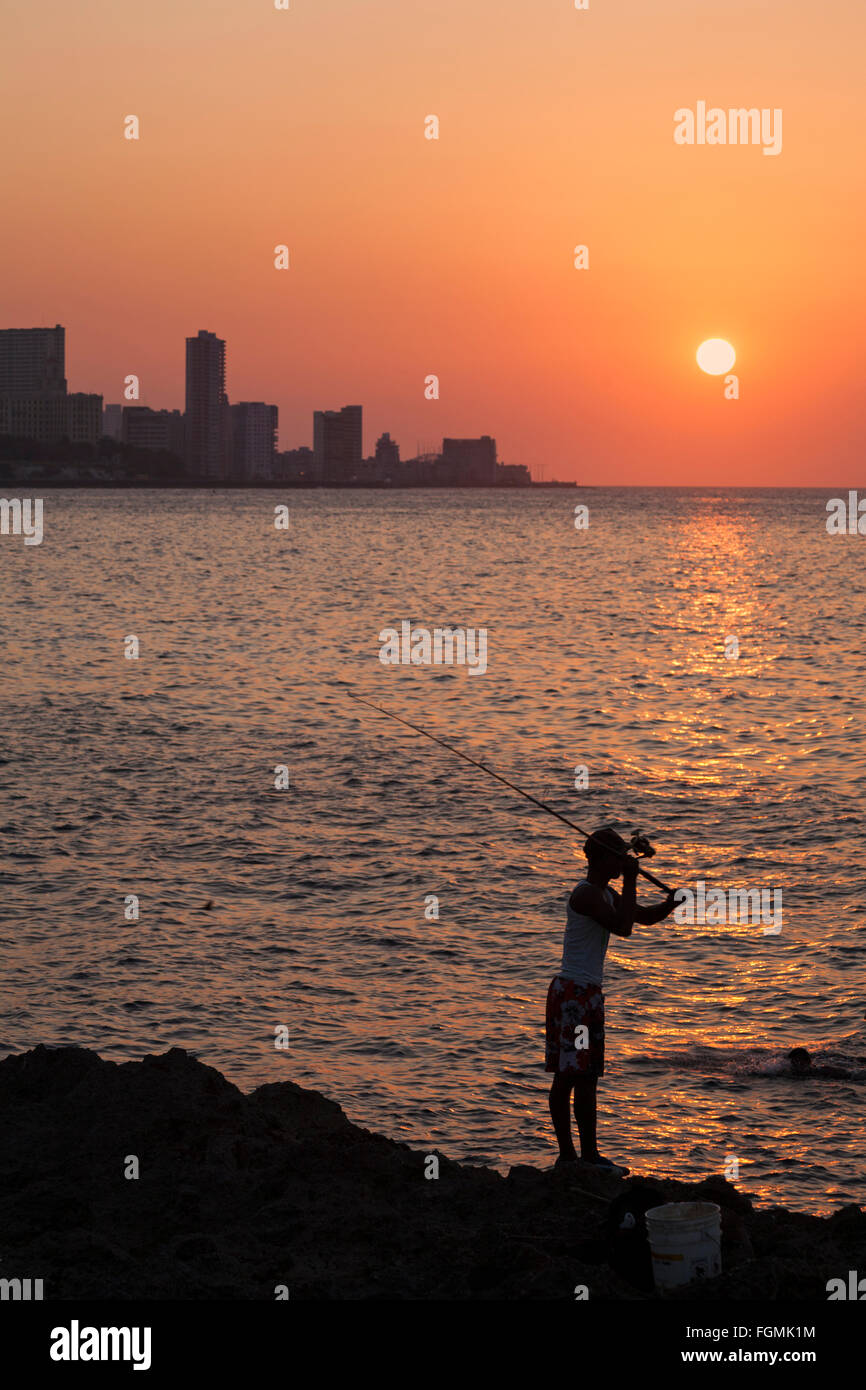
[0,477,578,489]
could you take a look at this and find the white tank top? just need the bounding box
[559,880,614,987]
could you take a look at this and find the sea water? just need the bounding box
[1,486,864,1214]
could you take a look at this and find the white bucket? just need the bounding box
[645,1201,722,1291]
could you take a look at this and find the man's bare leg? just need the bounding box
[548,1073,577,1161]
[572,1075,599,1160]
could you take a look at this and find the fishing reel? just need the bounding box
[628,831,656,859]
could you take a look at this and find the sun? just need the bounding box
[697,339,736,375]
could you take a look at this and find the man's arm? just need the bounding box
[635,892,679,926]
[570,857,639,937]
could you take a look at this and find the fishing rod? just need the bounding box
[342,688,675,895]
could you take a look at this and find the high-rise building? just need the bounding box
[374,432,400,471]
[185,329,229,478]
[0,393,67,441]
[0,324,69,442]
[102,404,124,440]
[230,402,278,481]
[123,406,185,456]
[313,404,362,482]
[66,393,103,445]
[0,325,66,395]
[440,435,497,484]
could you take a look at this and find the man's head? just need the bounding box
[788,1047,812,1074]
[583,826,628,879]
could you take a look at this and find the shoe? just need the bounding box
[580,1155,630,1177]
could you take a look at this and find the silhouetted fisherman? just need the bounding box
[546,827,678,1175]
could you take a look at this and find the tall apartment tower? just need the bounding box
[230,402,278,481]
[0,324,66,394]
[0,324,68,441]
[185,330,229,478]
[313,405,362,483]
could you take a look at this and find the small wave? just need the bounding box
[651,1045,866,1082]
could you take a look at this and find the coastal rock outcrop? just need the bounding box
[0,1045,862,1300]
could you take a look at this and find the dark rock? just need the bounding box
[506,1164,545,1183]
[173,1234,220,1261]
[604,1183,666,1292]
[0,1043,862,1300]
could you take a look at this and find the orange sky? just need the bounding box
[2,0,865,483]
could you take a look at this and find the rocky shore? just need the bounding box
[1,1045,862,1300]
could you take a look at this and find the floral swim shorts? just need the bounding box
[544,975,605,1077]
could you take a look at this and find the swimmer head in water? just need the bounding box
[788,1047,812,1074]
